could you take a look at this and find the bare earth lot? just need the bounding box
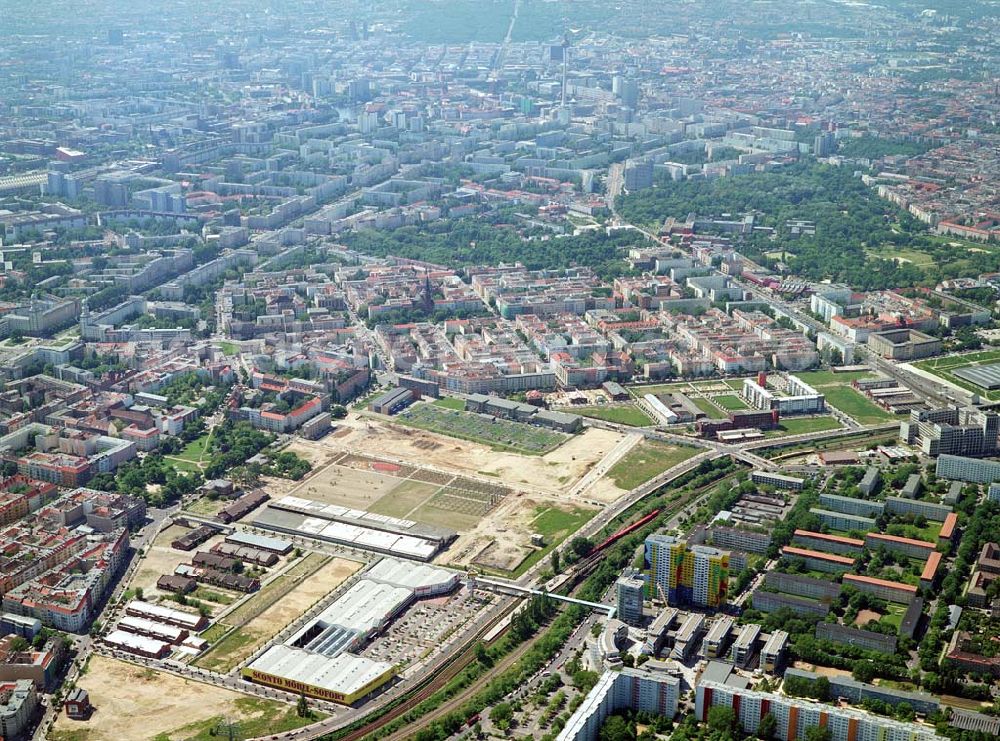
[49,655,277,741]
[286,415,624,497]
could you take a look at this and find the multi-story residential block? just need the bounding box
[900,407,1000,457]
[615,572,645,627]
[841,574,918,603]
[792,530,865,556]
[645,535,730,608]
[558,668,680,741]
[695,680,938,741]
[808,509,875,533]
[936,453,1000,484]
[781,546,855,573]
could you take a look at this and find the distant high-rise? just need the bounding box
[107,29,124,46]
[623,159,654,191]
[613,75,639,109]
[814,131,836,157]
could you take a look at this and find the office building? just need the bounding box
[695,680,939,741]
[900,407,1000,457]
[645,535,730,608]
[761,630,789,672]
[730,623,761,667]
[616,571,645,626]
[750,471,806,491]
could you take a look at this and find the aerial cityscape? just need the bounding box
[0,1,999,740]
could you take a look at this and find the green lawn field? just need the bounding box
[714,394,749,411]
[766,416,842,437]
[605,441,701,490]
[568,405,654,427]
[822,386,896,425]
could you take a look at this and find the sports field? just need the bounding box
[914,349,1000,401]
[692,396,727,419]
[393,404,569,454]
[286,451,514,531]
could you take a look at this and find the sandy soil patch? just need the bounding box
[855,609,881,626]
[289,415,623,496]
[791,661,852,679]
[439,492,592,571]
[49,655,269,741]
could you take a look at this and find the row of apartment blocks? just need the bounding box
[1,487,144,632]
[0,424,137,488]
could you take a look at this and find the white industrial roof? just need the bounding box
[127,600,202,628]
[316,580,412,634]
[365,557,458,592]
[249,645,393,697]
[105,629,169,654]
[117,615,184,642]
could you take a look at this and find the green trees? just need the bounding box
[616,161,932,289]
[343,218,645,281]
[599,715,637,741]
[757,712,777,740]
[489,701,513,730]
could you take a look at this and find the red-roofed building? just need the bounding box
[792,529,865,555]
[920,551,943,590]
[842,574,918,603]
[781,546,855,573]
[938,512,958,548]
[864,532,935,559]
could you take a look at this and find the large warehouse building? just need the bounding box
[252,495,456,561]
[242,558,459,704]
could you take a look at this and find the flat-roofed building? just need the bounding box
[695,680,939,741]
[819,492,885,518]
[751,589,829,617]
[730,623,761,667]
[703,617,735,659]
[859,467,881,496]
[761,630,789,673]
[816,622,897,654]
[750,471,806,490]
[557,667,680,741]
[884,495,952,522]
[763,572,840,601]
[809,508,876,533]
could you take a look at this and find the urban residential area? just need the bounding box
[0,2,999,741]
